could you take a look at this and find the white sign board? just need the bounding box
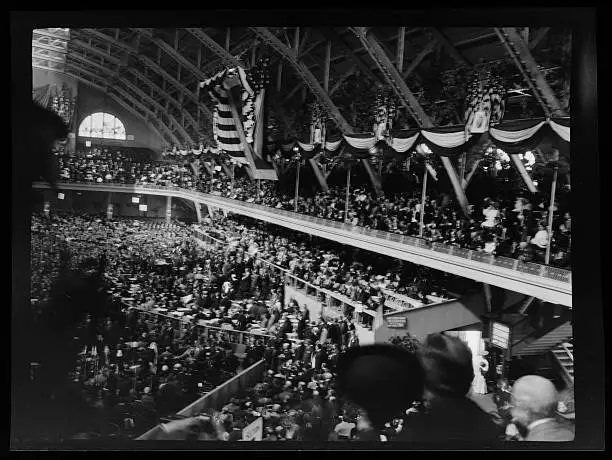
[491,322,510,350]
[242,417,263,441]
[139,204,148,212]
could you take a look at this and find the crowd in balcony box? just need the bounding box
[51,148,571,268]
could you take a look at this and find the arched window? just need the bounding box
[78,112,126,140]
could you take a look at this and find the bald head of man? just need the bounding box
[511,375,559,428]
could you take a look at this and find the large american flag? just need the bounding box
[200,67,277,180]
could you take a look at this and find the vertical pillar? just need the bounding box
[106,192,113,220]
[194,200,202,224]
[165,195,172,223]
[483,283,493,314]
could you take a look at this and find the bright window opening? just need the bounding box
[78,112,126,140]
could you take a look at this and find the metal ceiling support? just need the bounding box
[32,50,65,64]
[134,28,204,81]
[70,39,122,65]
[396,27,406,73]
[402,39,438,79]
[111,85,182,146]
[81,28,135,54]
[319,28,381,83]
[495,27,567,117]
[352,27,431,128]
[251,27,353,134]
[352,27,470,215]
[68,49,201,139]
[429,28,471,66]
[323,40,332,92]
[76,29,213,125]
[529,27,551,51]
[118,75,195,144]
[124,68,199,133]
[330,65,358,95]
[185,28,244,69]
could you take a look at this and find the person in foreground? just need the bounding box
[395,333,501,444]
[509,375,574,442]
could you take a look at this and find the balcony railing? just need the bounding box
[40,181,572,286]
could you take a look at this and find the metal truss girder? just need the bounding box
[352,27,433,128]
[32,50,65,64]
[107,93,169,146]
[125,68,201,136]
[185,28,244,69]
[111,85,182,146]
[251,27,354,134]
[33,29,69,41]
[495,27,567,117]
[402,39,438,79]
[116,74,196,144]
[134,28,205,80]
[75,28,212,124]
[69,40,202,136]
[32,62,65,73]
[81,28,136,54]
[67,71,106,92]
[429,28,471,66]
[70,38,123,65]
[32,40,67,54]
[318,28,381,84]
[67,55,194,143]
[137,54,213,120]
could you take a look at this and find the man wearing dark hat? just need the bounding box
[395,333,501,444]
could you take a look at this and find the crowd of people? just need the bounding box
[53,149,571,269]
[196,215,462,317]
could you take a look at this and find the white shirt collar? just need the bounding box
[528,417,556,431]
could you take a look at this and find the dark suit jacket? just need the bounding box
[396,395,501,445]
[526,419,575,441]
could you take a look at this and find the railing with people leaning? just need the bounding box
[35,181,572,289]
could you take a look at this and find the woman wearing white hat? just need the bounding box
[471,350,489,395]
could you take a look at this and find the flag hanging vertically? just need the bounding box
[200,65,277,180]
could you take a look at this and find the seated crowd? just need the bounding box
[53,149,571,268]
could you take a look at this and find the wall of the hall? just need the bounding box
[76,84,165,152]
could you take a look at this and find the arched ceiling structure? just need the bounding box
[33,26,570,148]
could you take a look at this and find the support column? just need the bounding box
[106,192,113,220]
[194,200,203,223]
[165,195,172,223]
[361,159,382,195]
[483,283,493,314]
[308,158,330,192]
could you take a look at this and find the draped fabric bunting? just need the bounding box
[388,132,419,153]
[489,119,547,154]
[549,118,570,143]
[270,117,569,163]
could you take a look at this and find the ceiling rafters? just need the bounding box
[111,84,182,145]
[402,39,439,79]
[251,27,354,134]
[74,29,213,125]
[429,28,471,67]
[69,37,203,137]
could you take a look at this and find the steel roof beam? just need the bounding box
[185,28,244,69]
[251,27,354,134]
[495,27,567,117]
[429,28,471,67]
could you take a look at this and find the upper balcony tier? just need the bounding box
[32,181,572,307]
